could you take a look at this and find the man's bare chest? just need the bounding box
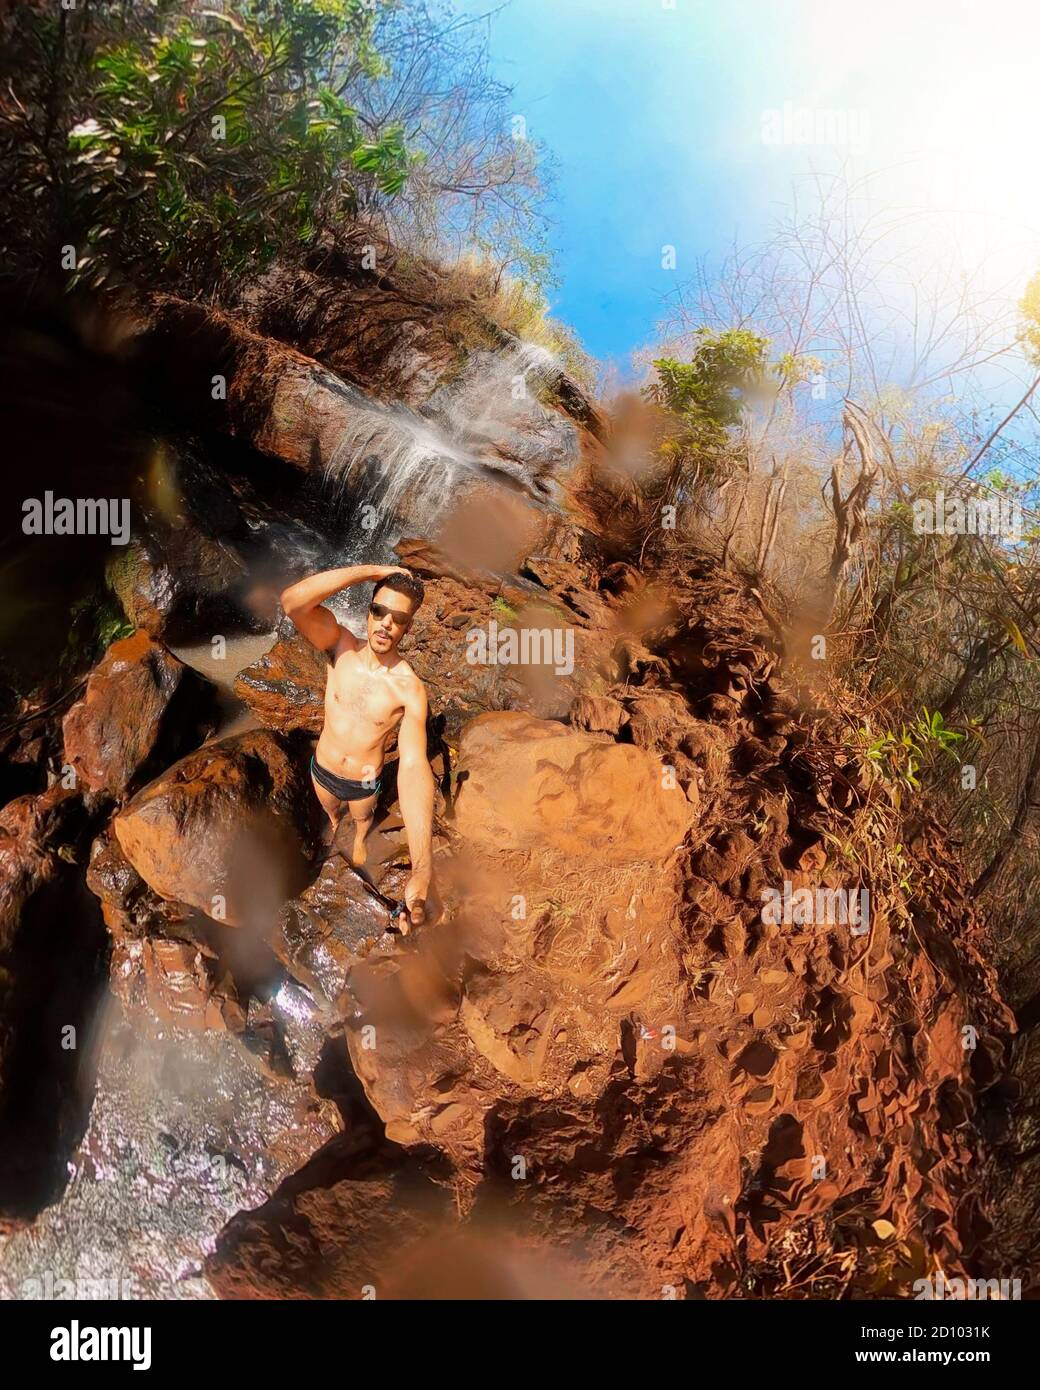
[326,658,404,728]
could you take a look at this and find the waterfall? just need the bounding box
[322,339,564,533]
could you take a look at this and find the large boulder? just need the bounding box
[0,784,83,949]
[62,630,212,799]
[205,1155,654,1298]
[206,1159,454,1300]
[339,695,698,1162]
[453,711,696,863]
[107,533,254,645]
[113,729,319,930]
[86,827,334,1091]
[87,829,248,1034]
[137,296,373,478]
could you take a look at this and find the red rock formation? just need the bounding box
[0,783,81,948]
[113,729,318,929]
[233,633,326,736]
[273,853,390,1011]
[62,631,194,797]
[1,286,1027,1299]
[216,551,1018,1298]
[453,710,695,860]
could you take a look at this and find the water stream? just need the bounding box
[323,338,564,532]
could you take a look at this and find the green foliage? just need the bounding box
[774,350,823,388]
[7,0,412,294]
[635,328,779,511]
[491,596,518,623]
[860,726,924,794]
[911,706,965,755]
[647,328,773,438]
[642,328,779,496]
[96,605,136,650]
[855,708,963,802]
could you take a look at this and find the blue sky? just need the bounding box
[459,0,776,365]
[455,0,1040,387]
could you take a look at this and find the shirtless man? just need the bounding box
[280,563,436,933]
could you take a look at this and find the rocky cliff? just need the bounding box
[0,259,1028,1300]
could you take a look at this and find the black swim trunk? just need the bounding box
[310,755,381,802]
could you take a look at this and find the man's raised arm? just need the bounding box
[280,564,400,653]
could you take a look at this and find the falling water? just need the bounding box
[325,399,477,529]
[322,338,565,533]
[432,340,562,457]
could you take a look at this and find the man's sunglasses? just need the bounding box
[369,601,412,626]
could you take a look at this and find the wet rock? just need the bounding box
[62,631,213,799]
[137,298,558,511]
[248,980,328,1080]
[233,632,326,735]
[0,784,83,948]
[273,853,390,1011]
[136,937,246,1034]
[88,829,269,1041]
[137,296,375,478]
[86,824,190,941]
[453,711,695,863]
[0,784,107,1224]
[422,346,581,488]
[107,532,254,645]
[113,729,319,929]
[0,998,342,1298]
[90,830,334,1086]
[0,721,54,805]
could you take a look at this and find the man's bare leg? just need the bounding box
[348,791,379,868]
[311,776,346,856]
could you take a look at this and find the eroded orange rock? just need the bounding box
[113,729,318,929]
[62,631,204,797]
[0,784,81,948]
[453,711,696,862]
[233,632,326,735]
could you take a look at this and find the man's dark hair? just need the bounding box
[373,570,425,610]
